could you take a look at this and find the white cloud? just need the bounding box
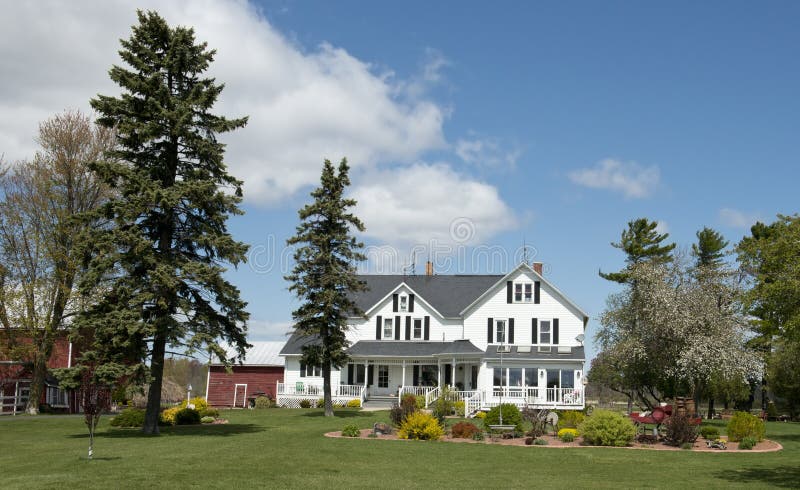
[0,0,447,203]
[655,220,669,235]
[351,163,517,247]
[719,208,760,229]
[455,137,521,168]
[247,319,293,341]
[568,158,660,198]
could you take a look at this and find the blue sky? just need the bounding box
[2,1,799,362]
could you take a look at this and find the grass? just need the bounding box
[1,410,799,489]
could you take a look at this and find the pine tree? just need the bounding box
[85,10,250,434]
[599,218,676,283]
[692,226,728,268]
[285,159,366,417]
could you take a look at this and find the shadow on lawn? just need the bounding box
[714,465,800,488]
[301,410,374,418]
[67,424,265,439]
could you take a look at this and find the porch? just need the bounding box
[275,382,366,408]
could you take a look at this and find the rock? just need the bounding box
[373,422,392,435]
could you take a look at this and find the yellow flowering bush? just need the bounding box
[558,428,579,438]
[398,411,444,440]
[180,397,209,411]
[346,399,361,408]
[160,406,182,426]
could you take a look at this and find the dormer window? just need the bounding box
[514,283,533,303]
[399,295,408,312]
[383,317,393,339]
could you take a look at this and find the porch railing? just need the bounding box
[465,391,483,417]
[424,387,440,408]
[397,385,437,400]
[276,382,366,408]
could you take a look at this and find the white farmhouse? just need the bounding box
[278,261,588,415]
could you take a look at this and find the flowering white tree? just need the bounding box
[594,258,761,409]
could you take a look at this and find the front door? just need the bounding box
[233,383,247,407]
[375,365,390,395]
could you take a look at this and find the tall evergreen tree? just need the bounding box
[86,10,250,434]
[285,159,366,417]
[599,218,676,283]
[692,226,728,268]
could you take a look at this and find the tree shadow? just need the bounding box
[714,465,800,488]
[301,410,374,418]
[67,424,265,439]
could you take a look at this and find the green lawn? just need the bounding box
[1,410,798,489]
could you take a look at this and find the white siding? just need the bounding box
[283,357,341,387]
[463,269,585,351]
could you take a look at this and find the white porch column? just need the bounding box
[437,359,442,388]
[363,361,368,398]
[401,360,406,393]
[452,358,456,389]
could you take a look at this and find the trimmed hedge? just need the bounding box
[579,410,636,447]
[110,408,145,428]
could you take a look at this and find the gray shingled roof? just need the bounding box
[483,345,585,361]
[280,334,483,357]
[351,275,502,318]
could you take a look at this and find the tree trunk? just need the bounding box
[707,397,715,419]
[142,328,167,434]
[323,363,333,417]
[88,417,95,460]
[25,349,50,415]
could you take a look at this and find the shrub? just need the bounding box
[299,399,312,409]
[472,431,485,441]
[415,395,426,410]
[559,428,578,442]
[484,404,523,432]
[434,388,454,418]
[110,408,145,428]
[738,436,757,450]
[316,398,325,408]
[390,403,404,427]
[474,411,486,419]
[160,406,182,425]
[664,414,699,447]
[454,400,465,416]
[200,408,220,418]
[201,416,215,424]
[699,425,720,440]
[558,410,585,430]
[534,437,548,446]
[727,412,765,442]
[175,408,201,425]
[637,434,658,444]
[398,411,444,440]
[579,409,636,447]
[680,442,693,450]
[254,396,272,409]
[342,424,360,437]
[346,399,361,408]
[180,397,209,412]
[522,408,552,438]
[451,421,480,439]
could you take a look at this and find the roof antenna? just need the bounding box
[402,251,415,276]
[523,235,530,265]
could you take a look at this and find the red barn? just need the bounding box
[206,341,285,408]
[1,336,79,414]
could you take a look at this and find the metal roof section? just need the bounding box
[214,341,286,366]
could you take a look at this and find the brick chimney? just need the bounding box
[425,261,434,276]
[532,262,543,275]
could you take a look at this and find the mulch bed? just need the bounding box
[324,429,782,453]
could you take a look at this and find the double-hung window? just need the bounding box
[514,284,523,302]
[413,318,423,339]
[496,319,507,344]
[399,295,408,312]
[539,320,551,344]
[514,283,533,302]
[383,317,393,339]
[300,363,322,377]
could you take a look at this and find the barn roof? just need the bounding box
[213,341,286,366]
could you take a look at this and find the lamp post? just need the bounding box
[187,384,192,406]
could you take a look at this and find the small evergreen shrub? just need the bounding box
[558,410,585,430]
[559,430,576,443]
[434,391,454,419]
[201,416,215,424]
[738,436,757,450]
[451,421,480,439]
[346,398,361,408]
[534,437,548,446]
[454,400,465,416]
[398,411,444,440]
[110,408,145,428]
[254,396,272,409]
[175,408,201,425]
[390,403,404,427]
[579,409,636,447]
[341,424,361,437]
[680,442,693,450]
[160,406,182,425]
[316,398,325,408]
[472,431,485,441]
[299,399,312,409]
[414,395,425,410]
[699,425,720,440]
[664,413,699,446]
[727,412,765,442]
[484,404,523,432]
[180,397,209,412]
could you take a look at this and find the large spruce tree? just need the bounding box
[599,217,676,283]
[692,226,728,268]
[285,159,366,417]
[87,10,250,434]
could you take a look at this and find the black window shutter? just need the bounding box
[532,318,538,344]
[394,316,401,340]
[506,281,513,303]
[409,294,415,312]
[423,316,430,340]
[534,281,541,304]
[376,315,382,340]
[347,364,354,385]
[392,294,399,312]
[300,362,306,378]
[368,365,374,386]
[509,318,515,344]
[553,318,560,345]
[487,317,494,344]
[405,316,411,340]
[413,365,419,386]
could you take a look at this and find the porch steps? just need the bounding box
[361,396,397,412]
